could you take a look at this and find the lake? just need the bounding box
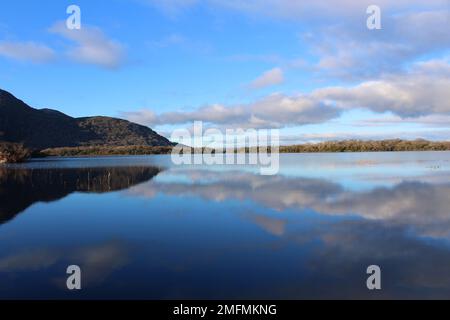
[1,152,450,299]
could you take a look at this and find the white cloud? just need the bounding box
[311,60,450,117]
[0,41,55,63]
[121,2,450,130]
[143,0,447,21]
[211,0,448,20]
[140,1,450,81]
[124,58,450,128]
[124,93,340,129]
[49,22,126,69]
[307,9,450,79]
[361,114,450,128]
[249,67,284,89]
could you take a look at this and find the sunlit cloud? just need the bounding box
[123,59,450,129]
[0,41,55,63]
[248,67,284,89]
[49,22,126,69]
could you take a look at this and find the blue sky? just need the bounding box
[1,0,449,143]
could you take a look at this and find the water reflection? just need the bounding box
[0,166,161,224]
[128,169,450,239]
[1,153,450,299]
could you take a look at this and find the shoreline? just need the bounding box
[37,139,450,157]
[30,149,450,160]
[3,139,450,163]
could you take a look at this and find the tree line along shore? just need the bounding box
[1,139,450,163]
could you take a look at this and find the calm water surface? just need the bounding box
[1,152,450,299]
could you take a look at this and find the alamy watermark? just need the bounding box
[170,121,280,175]
[66,265,81,290]
[366,265,381,290]
[367,5,381,30]
[66,4,81,30]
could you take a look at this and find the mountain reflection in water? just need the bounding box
[0,166,161,224]
[1,153,450,299]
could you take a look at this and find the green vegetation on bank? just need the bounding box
[2,139,450,163]
[279,139,450,153]
[38,145,173,157]
[35,139,450,158]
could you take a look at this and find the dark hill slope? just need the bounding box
[0,89,172,149]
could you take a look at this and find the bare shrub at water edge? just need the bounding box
[0,142,31,163]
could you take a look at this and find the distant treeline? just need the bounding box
[2,139,450,162]
[38,145,173,157]
[279,139,450,153]
[36,139,450,158]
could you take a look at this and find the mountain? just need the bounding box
[0,166,161,224]
[0,88,172,149]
